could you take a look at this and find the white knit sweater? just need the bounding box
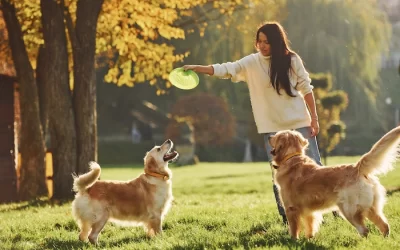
[212,52,313,133]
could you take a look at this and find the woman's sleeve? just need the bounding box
[211,56,249,83]
[293,55,313,96]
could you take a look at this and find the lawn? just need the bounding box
[0,156,399,250]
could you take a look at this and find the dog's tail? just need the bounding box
[72,161,101,193]
[356,126,400,176]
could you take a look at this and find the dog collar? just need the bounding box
[145,171,169,181]
[282,152,302,163]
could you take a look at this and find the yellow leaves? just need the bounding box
[103,36,186,88]
[150,79,157,85]
[6,0,43,68]
[179,9,193,17]
[98,0,262,88]
[99,0,196,87]
[199,27,205,37]
[162,0,208,9]
[114,25,121,33]
[158,25,185,40]
[105,67,120,84]
[96,37,108,54]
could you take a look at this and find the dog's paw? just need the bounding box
[88,236,98,245]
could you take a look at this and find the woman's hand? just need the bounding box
[183,65,197,71]
[310,118,320,137]
[182,65,214,75]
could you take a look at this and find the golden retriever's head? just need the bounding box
[269,130,308,165]
[144,139,179,177]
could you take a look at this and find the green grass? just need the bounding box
[1,156,400,250]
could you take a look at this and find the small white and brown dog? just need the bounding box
[269,126,400,239]
[71,139,178,244]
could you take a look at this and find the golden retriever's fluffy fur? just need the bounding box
[269,126,400,239]
[71,139,178,244]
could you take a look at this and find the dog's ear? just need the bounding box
[146,156,159,172]
[143,151,149,164]
[269,135,276,147]
[297,133,309,148]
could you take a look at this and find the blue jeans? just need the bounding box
[263,126,322,224]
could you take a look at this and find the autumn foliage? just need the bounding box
[166,93,235,146]
[0,11,13,75]
[97,0,262,92]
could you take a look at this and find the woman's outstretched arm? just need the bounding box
[183,65,214,75]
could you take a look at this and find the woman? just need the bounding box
[183,21,322,224]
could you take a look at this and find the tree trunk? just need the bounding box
[71,0,104,174]
[36,46,49,138]
[40,0,77,199]
[1,0,47,200]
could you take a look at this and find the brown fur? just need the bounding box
[269,126,400,239]
[71,139,178,244]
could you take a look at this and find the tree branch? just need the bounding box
[61,0,78,51]
[175,3,249,28]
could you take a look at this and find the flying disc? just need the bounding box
[168,67,199,90]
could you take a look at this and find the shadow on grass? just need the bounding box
[42,238,89,250]
[206,172,265,180]
[42,232,149,249]
[105,235,150,247]
[168,235,331,250]
[54,220,79,232]
[168,218,360,250]
[0,197,72,212]
[236,219,360,250]
[387,186,400,196]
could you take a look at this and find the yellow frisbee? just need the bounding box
[168,67,199,90]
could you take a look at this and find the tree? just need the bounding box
[1,0,47,200]
[40,0,78,199]
[0,0,270,200]
[0,0,104,199]
[311,73,348,164]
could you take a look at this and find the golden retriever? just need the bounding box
[71,139,178,244]
[268,126,400,239]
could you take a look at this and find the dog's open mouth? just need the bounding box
[163,151,178,162]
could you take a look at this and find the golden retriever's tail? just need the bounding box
[356,126,400,176]
[72,161,101,193]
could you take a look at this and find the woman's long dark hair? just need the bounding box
[256,22,296,97]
